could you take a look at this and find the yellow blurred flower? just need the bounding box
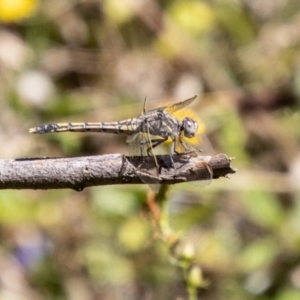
[0,0,38,22]
[103,0,134,25]
[169,0,215,36]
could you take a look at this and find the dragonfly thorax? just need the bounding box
[181,117,198,138]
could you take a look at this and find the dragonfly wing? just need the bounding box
[160,95,197,114]
[194,159,213,187]
[127,132,161,191]
[127,133,212,189]
[174,137,212,187]
[127,133,147,156]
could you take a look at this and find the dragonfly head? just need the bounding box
[181,117,198,138]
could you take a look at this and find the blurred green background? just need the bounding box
[1,0,300,299]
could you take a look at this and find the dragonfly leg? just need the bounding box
[146,137,168,155]
[174,136,200,156]
[169,142,175,169]
[148,137,176,170]
[143,137,169,172]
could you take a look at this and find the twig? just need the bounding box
[0,153,236,191]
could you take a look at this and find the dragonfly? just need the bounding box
[29,96,212,190]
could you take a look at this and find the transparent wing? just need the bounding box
[161,95,197,114]
[127,133,212,189]
[127,132,161,191]
[126,94,211,190]
[174,136,212,187]
[192,160,213,187]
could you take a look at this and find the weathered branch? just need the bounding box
[0,153,236,191]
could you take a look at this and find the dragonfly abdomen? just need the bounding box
[29,119,139,135]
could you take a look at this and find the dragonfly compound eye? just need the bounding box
[182,117,198,138]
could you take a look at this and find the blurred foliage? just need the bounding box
[1,0,300,299]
